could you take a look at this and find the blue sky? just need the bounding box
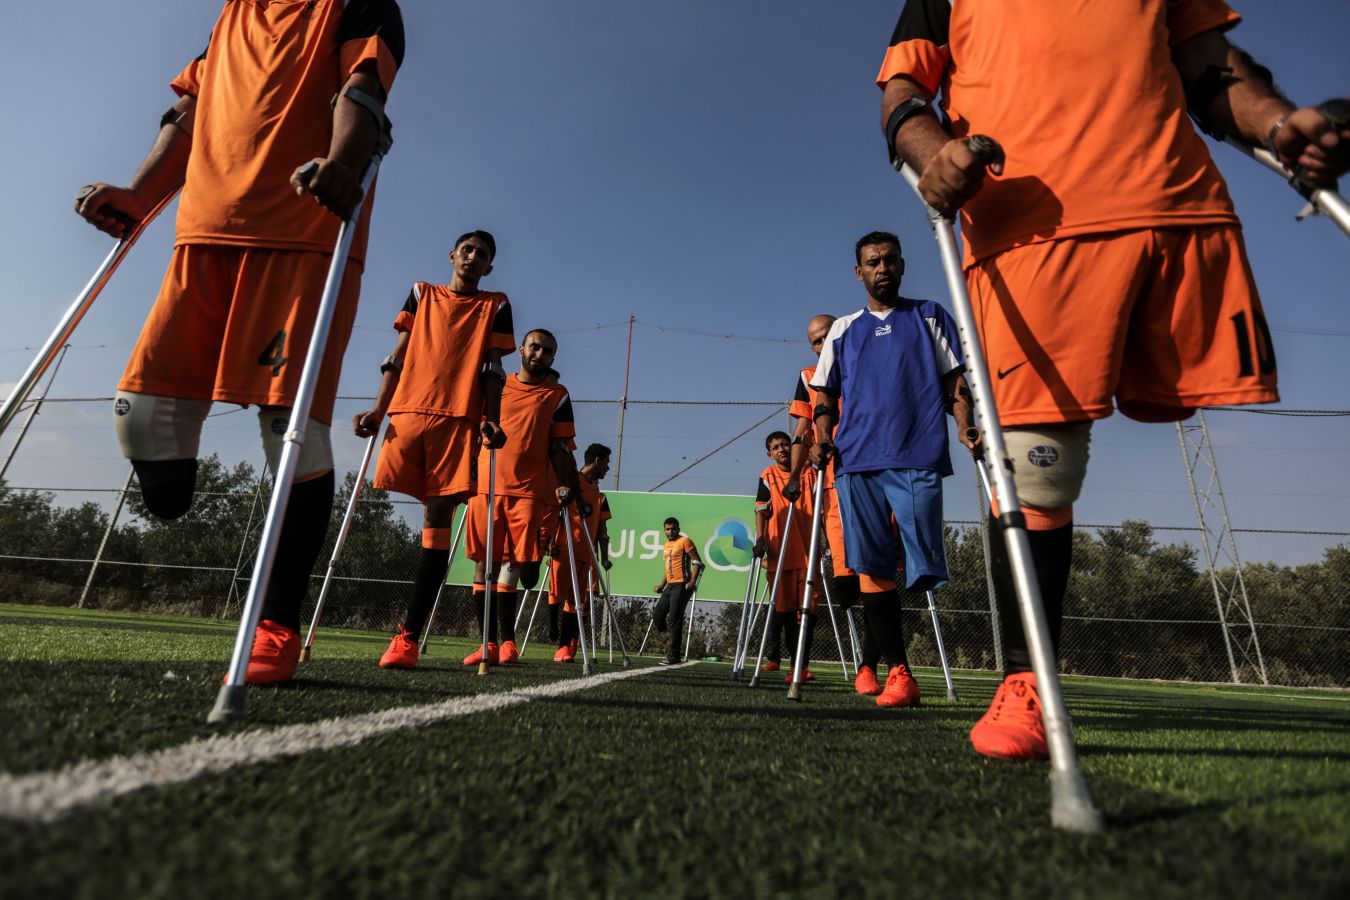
[1,1,1347,564]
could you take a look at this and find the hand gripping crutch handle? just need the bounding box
[787,468,828,701]
[0,189,179,438]
[301,432,379,661]
[209,149,386,725]
[895,140,1103,832]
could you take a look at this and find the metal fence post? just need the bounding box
[78,464,134,608]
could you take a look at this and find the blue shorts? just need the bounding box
[834,468,948,591]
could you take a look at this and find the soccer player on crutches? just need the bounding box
[787,465,828,701]
[300,433,378,662]
[747,503,797,688]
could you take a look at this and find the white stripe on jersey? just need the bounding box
[924,315,962,376]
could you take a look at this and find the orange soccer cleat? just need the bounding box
[969,672,1049,760]
[553,639,576,663]
[236,619,301,685]
[854,665,882,696]
[462,642,500,667]
[762,660,780,672]
[378,626,420,670]
[783,669,816,683]
[876,664,921,708]
[498,640,520,664]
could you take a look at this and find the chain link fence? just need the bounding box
[2,396,1348,687]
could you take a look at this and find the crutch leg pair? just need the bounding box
[895,136,1103,832]
[210,125,394,724]
[729,563,762,680]
[578,526,631,666]
[559,505,593,676]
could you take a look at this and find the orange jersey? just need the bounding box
[577,478,609,542]
[387,284,515,417]
[476,374,576,501]
[171,1,404,261]
[663,536,698,584]
[789,364,838,487]
[755,465,817,571]
[877,0,1241,264]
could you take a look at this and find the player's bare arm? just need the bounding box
[289,68,387,219]
[479,349,507,449]
[785,416,812,494]
[944,371,981,455]
[1173,30,1348,186]
[810,387,839,466]
[549,439,578,504]
[881,77,1004,217]
[75,94,195,239]
[353,330,410,437]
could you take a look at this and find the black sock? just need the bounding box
[400,545,451,641]
[473,588,500,645]
[497,589,518,644]
[560,610,579,647]
[861,590,908,668]
[860,607,881,670]
[259,470,334,633]
[548,603,561,642]
[989,516,1072,677]
[793,613,816,670]
[765,610,784,662]
[833,575,861,611]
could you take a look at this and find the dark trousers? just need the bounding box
[654,583,692,662]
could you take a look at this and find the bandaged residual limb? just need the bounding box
[210,100,394,724]
[892,135,1104,834]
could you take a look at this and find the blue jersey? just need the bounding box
[811,299,964,476]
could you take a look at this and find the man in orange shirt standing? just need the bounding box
[353,230,514,669]
[652,517,704,666]
[877,0,1348,758]
[754,431,820,681]
[75,1,404,685]
[548,443,613,662]
[464,329,578,667]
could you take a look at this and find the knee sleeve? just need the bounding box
[517,561,541,590]
[498,564,523,590]
[1003,422,1092,509]
[113,391,210,461]
[257,409,333,480]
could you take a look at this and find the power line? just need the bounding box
[648,404,787,491]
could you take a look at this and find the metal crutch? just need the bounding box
[925,590,958,701]
[209,126,392,724]
[0,190,179,439]
[734,569,770,677]
[682,586,699,661]
[730,563,760,680]
[581,531,631,666]
[517,565,551,655]
[478,448,498,676]
[560,506,593,674]
[300,433,378,661]
[819,568,854,680]
[749,503,796,688]
[896,136,1103,832]
[788,470,828,701]
[419,508,467,655]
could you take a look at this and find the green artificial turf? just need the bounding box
[1,604,1347,899]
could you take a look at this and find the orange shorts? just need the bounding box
[548,554,594,614]
[967,225,1278,425]
[822,487,853,577]
[466,494,548,566]
[768,567,820,615]
[373,413,477,502]
[120,244,362,424]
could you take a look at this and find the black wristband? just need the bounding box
[885,96,932,160]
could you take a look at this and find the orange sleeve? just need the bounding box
[488,297,516,353]
[170,54,206,98]
[876,39,950,96]
[340,36,399,95]
[1167,0,1242,47]
[393,311,414,333]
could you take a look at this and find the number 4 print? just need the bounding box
[258,329,287,378]
[1231,310,1275,377]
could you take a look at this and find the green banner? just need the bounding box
[446,490,757,602]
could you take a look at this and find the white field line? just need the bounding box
[0,661,697,824]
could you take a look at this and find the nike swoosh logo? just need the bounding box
[997,361,1028,380]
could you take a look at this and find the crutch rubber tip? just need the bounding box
[477,662,490,676]
[207,684,248,724]
[749,676,760,688]
[298,647,312,663]
[786,684,802,702]
[1050,769,1106,834]
[947,690,958,702]
[622,659,631,668]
